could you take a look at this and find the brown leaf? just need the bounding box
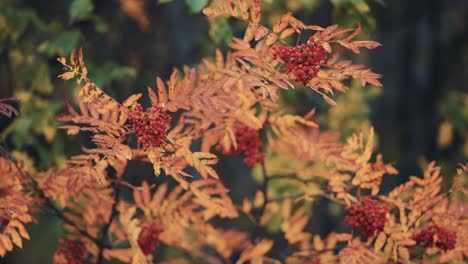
[147,86,159,106]
[156,77,168,104]
[70,48,78,66]
[249,0,261,23]
[236,239,273,264]
[273,13,291,33]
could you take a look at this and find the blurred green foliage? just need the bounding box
[437,91,468,157]
[0,0,136,168]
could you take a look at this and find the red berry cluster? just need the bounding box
[216,124,265,166]
[344,198,390,238]
[54,239,88,264]
[129,104,171,150]
[137,222,164,255]
[413,224,457,251]
[272,38,328,85]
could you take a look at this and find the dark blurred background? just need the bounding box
[1,0,467,263]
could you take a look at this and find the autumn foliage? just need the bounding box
[0,1,466,264]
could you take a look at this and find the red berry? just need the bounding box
[130,104,171,149]
[344,198,390,238]
[413,224,456,251]
[220,124,265,167]
[54,239,87,264]
[137,222,164,255]
[272,38,328,86]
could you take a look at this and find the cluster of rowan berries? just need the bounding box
[137,222,164,255]
[54,239,88,264]
[217,124,265,166]
[129,104,171,151]
[272,38,328,85]
[413,224,456,251]
[344,198,390,238]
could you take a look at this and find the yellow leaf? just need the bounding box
[131,251,148,264]
[236,239,273,264]
[7,230,22,248]
[383,239,393,257]
[202,6,221,17]
[280,28,296,39]
[236,110,262,130]
[0,235,12,251]
[374,232,386,252]
[104,248,134,263]
[397,239,416,246]
[253,190,265,208]
[313,235,325,251]
[242,198,252,213]
[397,246,409,261]
[58,70,77,80]
[323,94,337,106]
[437,120,453,148]
[57,57,67,65]
[281,197,291,219]
[123,93,142,107]
[353,126,374,165]
[10,220,29,240]
[266,32,279,46]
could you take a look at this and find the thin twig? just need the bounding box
[408,189,453,229]
[4,151,102,246]
[96,179,121,264]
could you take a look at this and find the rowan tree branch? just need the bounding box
[4,150,103,246]
[97,178,121,264]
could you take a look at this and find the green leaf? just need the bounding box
[38,30,80,56]
[351,0,370,13]
[90,15,108,33]
[185,0,209,13]
[209,17,233,45]
[70,0,94,23]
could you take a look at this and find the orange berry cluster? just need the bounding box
[413,224,456,251]
[217,124,265,166]
[137,222,164,255]
[272,38,328,85]
[129,104,171,150]
[344,198,390,238]
[54,239,88,264]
